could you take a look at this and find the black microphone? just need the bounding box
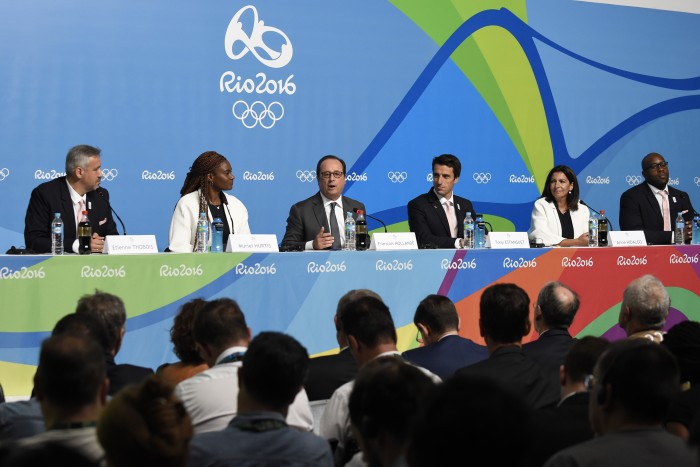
[353,208,388,233]
[580,200,615,231]
[98,188,127,235]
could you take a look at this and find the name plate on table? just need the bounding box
[369,232,418,250]
[608,231,646,247]
[227,234,279,252]
[104,235,158,254]
[486,232,530,249]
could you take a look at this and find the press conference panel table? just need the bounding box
[1,245,699,396]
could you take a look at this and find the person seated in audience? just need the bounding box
[305,290,381,401]
[188,332,333,467]
[529,336,610,467]
[455,283,558,409]
[348,356,436,467]
[544,340,697,467]
[175,298,312,434]
[75,290,153,395]
[157,299,209,385]
[169,151,250,253]
[402,294,487,380]
[0,441,99,467]
[98,375,192,467]
[663,320,700,440]
[528,165,590,247]
[618,274,669,343]
[408,373,534,466]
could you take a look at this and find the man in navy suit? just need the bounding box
[24,144,118,253]
[408,154,475,249]
[619,152,695,245]
[402,294,487,380]
[281,155,365,251]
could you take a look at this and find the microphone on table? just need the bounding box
[353,208,388,233]
[580,200,614,231]
[97,188,127,235]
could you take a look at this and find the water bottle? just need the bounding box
[344,212,356,251]
[588,212,598,247]
[675,213,685,245]
[463,211,474,249]
[474,213,486,249]
[78,210,91,255]
[692,213,700,245]
[598,209,609,247]
[195,212,209,253]
[51,213,64,255]
[355,210,368,251]
[211,217,224,253]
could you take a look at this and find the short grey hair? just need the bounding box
[623,275,670,330]
[65,144,101,175]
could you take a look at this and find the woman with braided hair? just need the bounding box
[168,151,250,252]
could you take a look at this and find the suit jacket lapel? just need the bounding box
[427,189,450,235]
[312,193,330,232]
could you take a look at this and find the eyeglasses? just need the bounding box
[644,161,668,171]
[583,374,596,392]
[319,171,345,180]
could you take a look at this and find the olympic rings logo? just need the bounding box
[695,177,700,187]
[388,172,408,183]
[473,172,491,184]
[296,170,317,182]
[232,101,284,129]
[224,5,293,69]
[101,169,118,182]
[626,175,642,185]
[0,168,9,181]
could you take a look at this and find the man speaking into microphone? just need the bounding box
[24,144,119,253]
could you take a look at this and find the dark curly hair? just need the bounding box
[170,299,207,365]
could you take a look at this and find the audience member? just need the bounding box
[663,320,700,440]
[0,441,99,467]
[175,298,313,434]
[157,299,209,385]
[544,339,696,467]
[618,274,669,342]
[455,283,558,409]
[189,332,333,467]
[98,375,192,467]
[402,294,487,380]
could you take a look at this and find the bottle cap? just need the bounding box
[213,218,222,223]
[82,210,88,215]
[600,209,605,215]
[357,210,365,215]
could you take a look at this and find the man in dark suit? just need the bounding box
[402,294,487,380]
[455,283,558,409]
[619,152,695,245]
[281,155,365,250]
[408,154,475,249]
[24,144,118,253]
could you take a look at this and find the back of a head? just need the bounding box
[623,275,670,331]
[410,373,533,466]
[52,313,110,355]
[663,320,700,385]
[349,356,436,446]
[596,339,679,424]
[537,282,580,328]
[170,298,207,365]
[75,290,127,354]
[338,296,397,348]
[192,298,248,350]
[480,283,530,344]
[240,332,309,409]
[563,336,609,384]
[98,376,192,467]
[35,334,106,413]
[413,294,459,335]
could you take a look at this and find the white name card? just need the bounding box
[369,232,418,250]
[104,235,158,254]
[608,231,647,247]
[485,232,530,249]
[227,234,279,252]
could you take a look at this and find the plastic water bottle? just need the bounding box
[211,217,224,253]
[355,210,368,250]
[692,213,700,245]
[474,213,486,249]
[588,212,598,247]
[598,209,609,247]
[675,213,685,245]
[195,212,209,253]
[78,210,91,255]
[51,213,64,255]
[344,212,356,251]
[463,211,474,249]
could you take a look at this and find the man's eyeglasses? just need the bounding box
[644,161,668,171]
[319,171,345,180]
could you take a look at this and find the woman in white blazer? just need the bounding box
[168,151,250,252]
[528,165,590,247]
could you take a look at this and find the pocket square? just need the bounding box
[99,218,107,226]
